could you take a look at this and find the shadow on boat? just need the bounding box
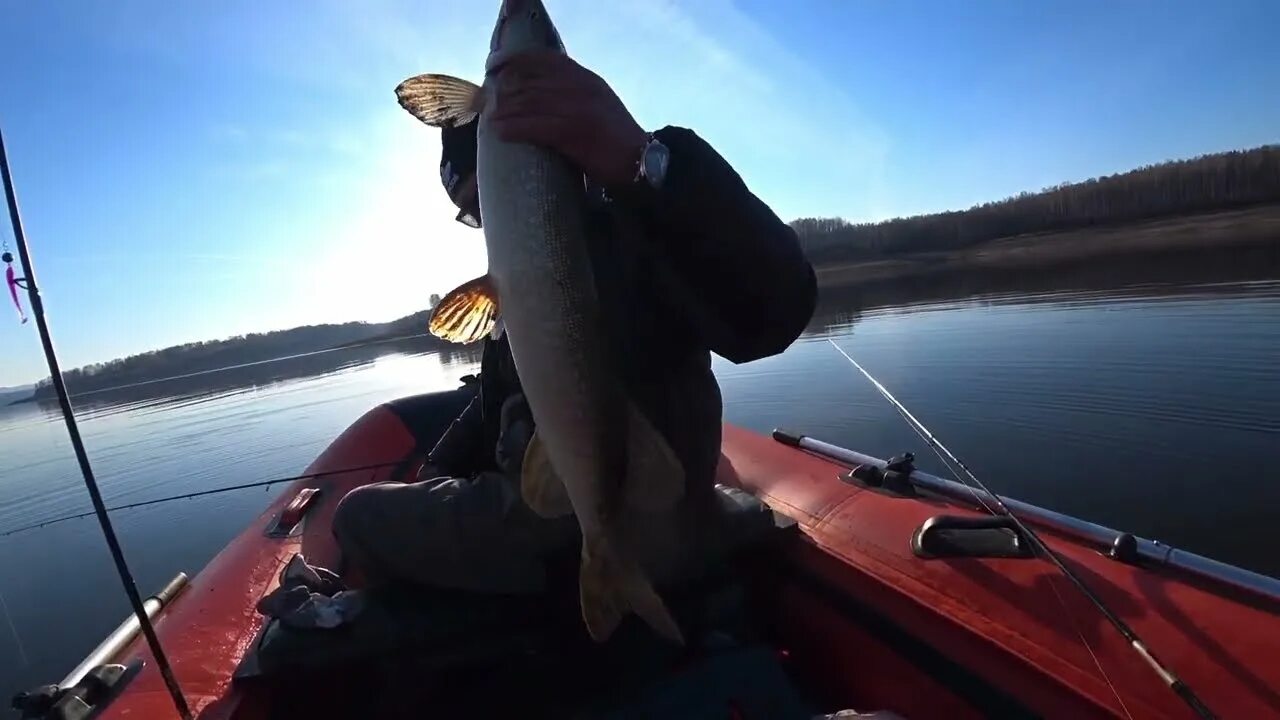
[1132,569,1280,714]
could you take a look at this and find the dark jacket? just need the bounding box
[429,126,816,497]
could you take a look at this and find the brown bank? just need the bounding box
[815,204,1280,289]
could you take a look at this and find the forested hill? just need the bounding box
[22,145,1278,401]
[793,144,1280,265]
[28,308,442,400]
[0,386,34,405]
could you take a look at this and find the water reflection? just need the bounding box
[715,253,1280,588]
[0,338,485,699]
[811,244,1280,335]
[16,336,483,420]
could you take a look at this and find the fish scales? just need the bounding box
[396,0,686,645]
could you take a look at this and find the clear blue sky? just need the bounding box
[1,0,1277,386]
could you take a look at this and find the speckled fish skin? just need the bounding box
[478,0,683,644]
[480,0,614,555]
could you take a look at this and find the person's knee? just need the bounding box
[332,484,381,548]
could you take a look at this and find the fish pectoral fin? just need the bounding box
[579,535,684,645]
[395,74,485,128]
[520,429,573,518]
[429,274,499,344]
[624,400,686,511]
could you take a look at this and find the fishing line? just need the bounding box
[0,459,407,538]
[827,341,1123,710]
[826,340,998,516]
[826,339,1217,720]
[3,128,192,719]
[1043,568,1136,720]
[0,585,29,667]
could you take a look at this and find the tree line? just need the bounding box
[793,144,1280,265]
[32,309,443,399]
[28,144,1279,398]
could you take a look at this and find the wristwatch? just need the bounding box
[634,133,670,190]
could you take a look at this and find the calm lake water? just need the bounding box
[1,262,1278,700]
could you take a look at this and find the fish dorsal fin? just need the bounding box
[521,429,574,518]
[625,399,685,510]
[395,74,485,128]
[429,274,499,344]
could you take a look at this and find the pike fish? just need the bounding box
[394,0,686,645]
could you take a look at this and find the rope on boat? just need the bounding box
[827,339,1218,720]
[2,128,193,720]
[0,459,409,538]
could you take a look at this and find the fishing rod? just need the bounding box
[826,339,1217,720]
[1,128,193,719]
[0,459,408,538]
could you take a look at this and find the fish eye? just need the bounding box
[530,10,540,19]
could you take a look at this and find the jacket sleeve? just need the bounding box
[609,126,817,364]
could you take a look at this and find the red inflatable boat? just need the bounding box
[25,389,1280,719]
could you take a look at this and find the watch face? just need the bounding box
[644,140,670,188]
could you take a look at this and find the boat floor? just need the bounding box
[258,616,817,718]
[237,541,838,719]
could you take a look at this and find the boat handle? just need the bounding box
[911,514,1037,560]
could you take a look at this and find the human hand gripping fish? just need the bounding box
[394,0,686,645]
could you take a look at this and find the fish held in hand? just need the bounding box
[395,0,685,645]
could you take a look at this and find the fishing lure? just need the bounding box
[3,250,28,324]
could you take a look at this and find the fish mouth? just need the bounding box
[490,0,538,52]
[487,0,562,72]
[489,3,508,55]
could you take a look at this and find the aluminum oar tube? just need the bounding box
[59,572,189,690]
[773,430,1280,605]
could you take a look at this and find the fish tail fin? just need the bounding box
[624,398,685,511]
[429,273,499,344]
[579,534,684,646]
[395,74,485,127]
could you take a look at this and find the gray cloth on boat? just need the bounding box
[279,553,345,595]
[256,553,366,629]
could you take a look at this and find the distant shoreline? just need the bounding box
[13,205,1276,406]
[813,205,1280,289]
[13,333,447,406]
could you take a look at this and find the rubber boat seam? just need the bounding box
[782,553,1039,718]
[803,527,1150,718]
[752,484,1156,718]
[772,439,1234,715]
